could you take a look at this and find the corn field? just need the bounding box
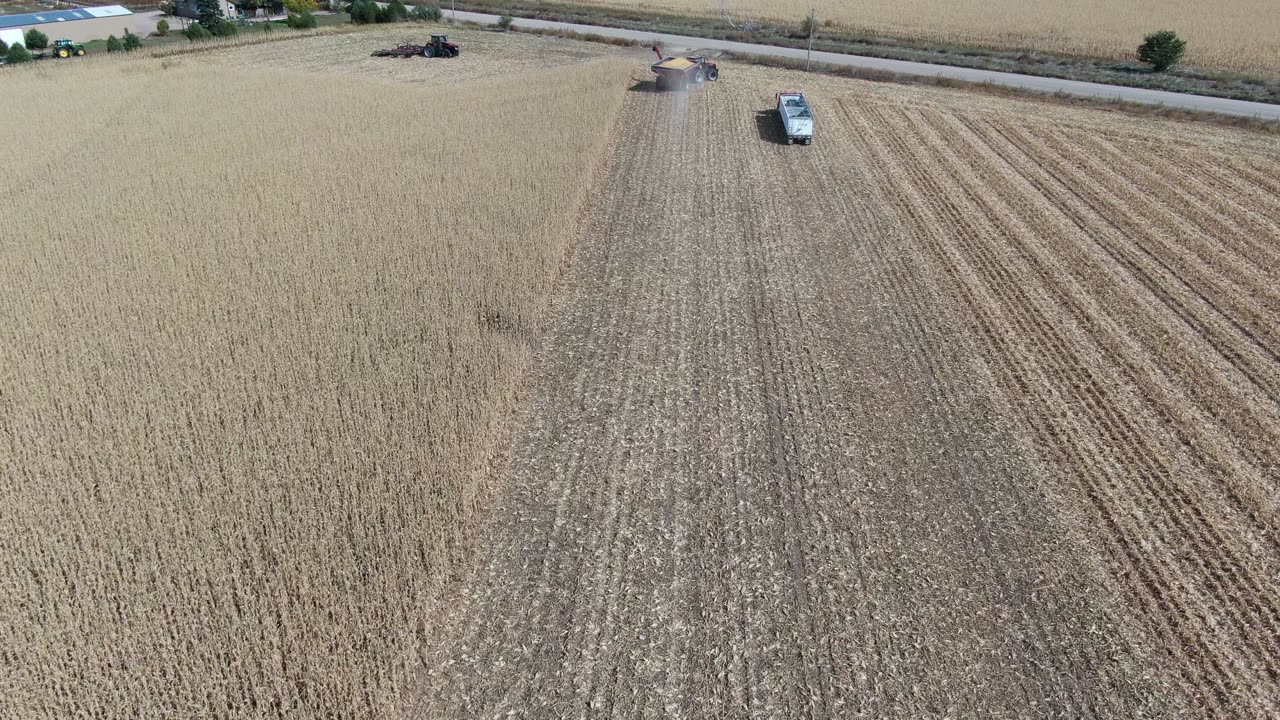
[0,55,630,718]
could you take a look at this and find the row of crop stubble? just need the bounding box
[840,95,1280,716]
[0,56,631,718]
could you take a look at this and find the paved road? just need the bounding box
[446,9,1279,120]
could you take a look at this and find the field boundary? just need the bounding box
[439,0,1280,103]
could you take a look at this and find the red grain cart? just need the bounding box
[650,46,719,90]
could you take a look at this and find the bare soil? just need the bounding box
[408,63,1280,716]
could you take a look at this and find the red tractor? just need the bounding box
[650,46,719,90]
[371,35,459,58]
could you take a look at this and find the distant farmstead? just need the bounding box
[0,5,135,47]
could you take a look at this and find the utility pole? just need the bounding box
[806,8,815,71]
[451,0,455,24]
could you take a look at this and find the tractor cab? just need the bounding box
[423,34,460,57]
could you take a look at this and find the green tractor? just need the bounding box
[52,38,87,58]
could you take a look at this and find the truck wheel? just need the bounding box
[693,70,705,83]
[424,46,436,58]
[707,68,719,81]
[58,48,70,58]
[75,48,85,56]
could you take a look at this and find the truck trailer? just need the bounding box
[776,91,814,145]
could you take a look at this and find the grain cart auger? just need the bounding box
[650,46,719,90]
[371,35,459,58]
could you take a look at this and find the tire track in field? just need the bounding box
[841,97,1280,717]
[410,75,1166,719]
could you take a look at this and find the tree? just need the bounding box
[0,38,7,54]
[5,42,32,64]
[185,22,214,40]
[159,0,177,14]
[156,18,170,36]
[286,10,317,27]
[349,0,378,24]
[283,0,317,11]
[123,29,142,50]
[496,14,512,30]
[24,28,48,50]
[1137,29,1186,72]
[386,0,407,20]
[213,18,238,35]
[799,11,816,38]
[196,0,224,30]
[106,34,124,52]
[412,3,441,21]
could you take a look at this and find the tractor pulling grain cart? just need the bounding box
[776,90,813,145]
[651,46,719,90]
[371,34,459,58]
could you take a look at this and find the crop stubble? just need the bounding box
[406,67,1240,717]
[842,89,1280,713]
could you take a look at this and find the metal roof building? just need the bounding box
[0,5,138,46]
[0,5,132,29]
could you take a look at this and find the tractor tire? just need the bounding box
[693,69,705,83]
[707,67,719,81]
[424,46,436,58]
[58,48,70,58]
[75,48,85,56]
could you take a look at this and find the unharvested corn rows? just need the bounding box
[0,56,631,719]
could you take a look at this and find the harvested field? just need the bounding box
[0,52,631,719]
[412,64,1280,717]
[4,28,1278,720]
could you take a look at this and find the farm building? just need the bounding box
[0,5,135,46]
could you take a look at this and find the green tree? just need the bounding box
[0,38,7,54]
[24,28,48,50]
[286,10,317,27]
[1137,29,1186,72]
[283,0,317,11]
[349,0,378,24]
[123,29,142,50]
[156,18,170,36]
[196,0,224,29]
[5,42,32,63]
[185,22,214,40]
[412,3,441,21]
[496,14,512,30]
[214,18,238,35]
[386,0,408,20]
[159,0,177,14]
[262,18,275,31]
[106,34,124,52]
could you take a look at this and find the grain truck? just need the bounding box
[776,91,814,145]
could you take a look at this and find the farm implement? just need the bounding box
[651,46,719,90]
[371,34,459,58]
